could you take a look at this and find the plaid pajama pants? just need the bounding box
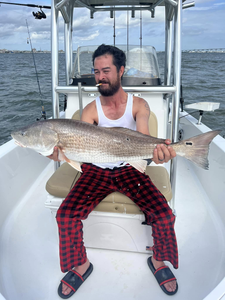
[56,163,178,273]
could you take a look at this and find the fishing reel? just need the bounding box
[36,109,46,121]
[32,8,46,19]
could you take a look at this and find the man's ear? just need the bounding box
[119,65,125,79]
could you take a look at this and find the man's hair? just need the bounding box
[92,44,126,73]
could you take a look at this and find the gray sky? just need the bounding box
[0,0,224,51]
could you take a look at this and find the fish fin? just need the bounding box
[104,127,165,143]
[39,148,56,156]
[180,130,221,170]
[66,160,82,173]
[105,127,143,136]
[58,148,66,161]
[105,127,153,138]
[58,149,82,172]
[128,160,148,173]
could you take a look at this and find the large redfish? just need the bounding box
[11,119,220,173]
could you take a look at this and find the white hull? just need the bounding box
[0,114,225,300]
[1,1,225,299]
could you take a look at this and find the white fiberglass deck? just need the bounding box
[0,157,224,300]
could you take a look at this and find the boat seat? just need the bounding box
[45,109,172,214]
[46,163,172,214]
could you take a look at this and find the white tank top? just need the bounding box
[94,93,136,169]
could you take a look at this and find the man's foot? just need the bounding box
[151,256,177,293]
[62,259,90,296]
[147,256,178,296]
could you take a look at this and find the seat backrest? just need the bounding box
[71,109,158,137]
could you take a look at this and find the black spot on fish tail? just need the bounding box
[181,130,221,169]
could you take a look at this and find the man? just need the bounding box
[50,44,178,298]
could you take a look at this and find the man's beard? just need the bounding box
[98,74,120,97]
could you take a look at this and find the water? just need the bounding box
[0,51,224,146]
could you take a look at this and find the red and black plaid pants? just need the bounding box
[56,163,178,273]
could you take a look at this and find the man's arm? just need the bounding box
[81,101,98,124]
[135,98,151,135]
[134,97,176,164]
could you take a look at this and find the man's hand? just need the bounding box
[47,146,60,161]
[152,139,176,164]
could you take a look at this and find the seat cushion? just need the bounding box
[46,163,172,214]
[46,163,81,198]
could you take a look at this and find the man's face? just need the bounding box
[94,54,123,97]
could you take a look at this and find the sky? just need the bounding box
[0,0,224,51]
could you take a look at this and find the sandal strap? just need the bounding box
[154,266,176,286]
[61,270,84,292]
[61,279,76,292]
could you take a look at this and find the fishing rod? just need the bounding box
[26,19,46,120]
[0,1,50,8]
[0,1,51,19]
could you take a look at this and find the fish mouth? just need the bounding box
[14,140,27,148]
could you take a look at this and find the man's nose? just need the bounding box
[99,71,106,81]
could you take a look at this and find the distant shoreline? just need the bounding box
[0,49,225,54]
[0,50,67,54]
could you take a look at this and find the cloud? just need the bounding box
[31,31,50,40]
[0,0,224,51]
[214,1,225,5]
[79,30,99,41]
[73,14,91,28]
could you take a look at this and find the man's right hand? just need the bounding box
[47,146,60,161]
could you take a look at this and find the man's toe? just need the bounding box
[62,283,72,295]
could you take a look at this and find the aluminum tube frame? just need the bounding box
[60,6,70,23]
[51,0,60,170]
[78,82,83,118]
[165,0,177,7]
[170,0,182,211]
[51,0,59,119]
[64,4,73,85]
[164,4,173,87]
[90,6,152,13]
[151,0,164,10]
[55,85,176,93]
[164,3,173,138]
[183,1,195,9]
[172,0,182,143]
[55,0,70,10]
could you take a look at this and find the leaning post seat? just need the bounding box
[46,163,172,213]
[45,110,172,253]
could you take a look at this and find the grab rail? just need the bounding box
[55,85,176,94]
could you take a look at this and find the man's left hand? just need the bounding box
[153,139,176,164]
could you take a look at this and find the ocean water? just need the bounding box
[0,51,224,146]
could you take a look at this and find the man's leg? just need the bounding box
[112,166,178,292]
[56,164,114,295]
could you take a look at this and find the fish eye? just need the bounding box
[21,131,26,137]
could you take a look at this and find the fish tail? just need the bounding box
[180,130,221,169]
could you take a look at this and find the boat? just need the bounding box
[0,1,225,299]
